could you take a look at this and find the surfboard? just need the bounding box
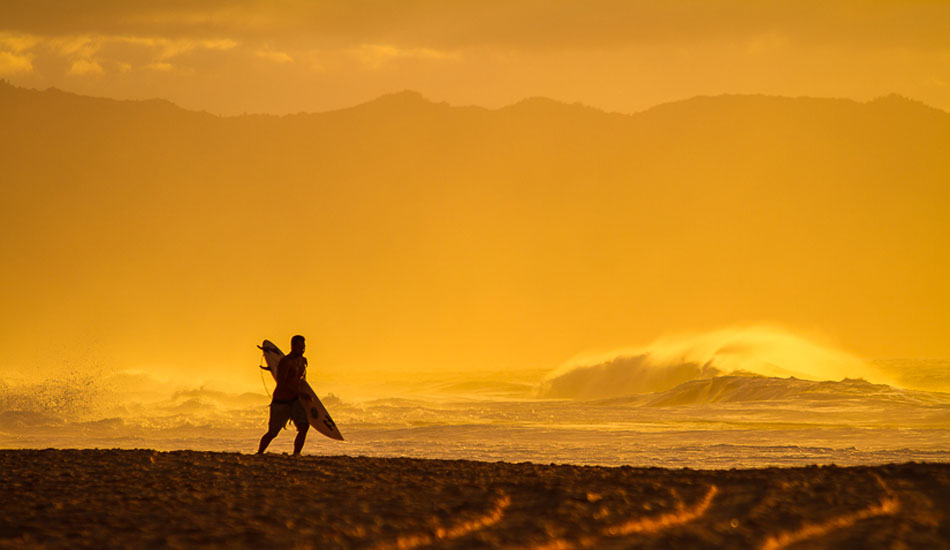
[258,339,344,441]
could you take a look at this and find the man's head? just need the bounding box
[290,334,306,355]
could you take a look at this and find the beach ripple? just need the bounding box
[0,450,948,549]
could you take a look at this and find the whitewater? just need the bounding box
[2,329,949,468]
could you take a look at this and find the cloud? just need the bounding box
[0,32,40,52]
[0,32,239,78]
[148,37,237,60]
[255,49,293,64]
[0,50,32,74]
[145,61,174,72]
[68,58,104,75]
[52,35,103,58]
[0,32,35,75]
[92,35,237,60]
[1,1,949,52]
[349,44,458,69]
[0,1,946,88]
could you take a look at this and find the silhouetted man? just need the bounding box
[257,335,309,455]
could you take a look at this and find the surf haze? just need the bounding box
[538,327,883,400]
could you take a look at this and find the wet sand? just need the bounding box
[1,450,948,549]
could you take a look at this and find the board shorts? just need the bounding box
[267,397,309,434]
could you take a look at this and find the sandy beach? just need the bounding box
[1,450,947,549]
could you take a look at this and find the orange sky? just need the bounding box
[1,1,949,115]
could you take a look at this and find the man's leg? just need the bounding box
[257,431,277,454]
[291,400,310,456]
[293,424,309,456]
[257,403,287,454]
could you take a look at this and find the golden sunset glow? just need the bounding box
[3,7,950,547]
[1,2,948,395]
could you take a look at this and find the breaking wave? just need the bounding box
[0,371,272,433]
[0,372,108,429]
[538,327,892,400]
[640,375,950,408]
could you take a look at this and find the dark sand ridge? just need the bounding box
[1,450,948,549]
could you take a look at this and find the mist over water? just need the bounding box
[539,327,889,399]
[2,328,948,468]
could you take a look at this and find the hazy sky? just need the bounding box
[2,0,949,114]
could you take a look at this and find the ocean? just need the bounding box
[2,352,948,469]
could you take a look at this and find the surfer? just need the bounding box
[257,335,310,455]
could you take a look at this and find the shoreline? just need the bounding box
[2,449,948,549]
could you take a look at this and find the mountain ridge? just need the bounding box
[1,79,948,370]
[2,79,945,122]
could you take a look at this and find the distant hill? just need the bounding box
[1,82,948,370]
